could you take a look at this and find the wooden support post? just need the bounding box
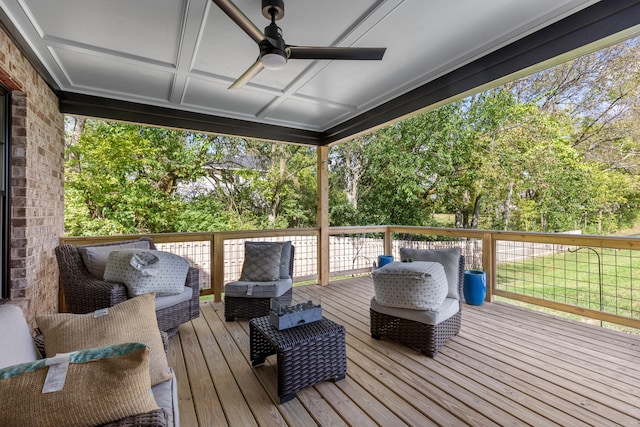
[482,232,495,302]
[212,234,224,302]
[317,146,330,286]
[384,227,392,257]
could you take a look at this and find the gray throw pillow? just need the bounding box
[240,242,283,282]
[79,239,152,279]
[398,247,461,299]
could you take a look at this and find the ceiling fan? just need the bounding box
[212,0,387,89]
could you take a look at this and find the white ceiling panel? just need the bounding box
[265,96,353,129]
[182,75,278,117]
[22,0,186,65]
[2,0,636,142]
[54,48,175,100]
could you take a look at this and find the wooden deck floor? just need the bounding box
[167,277,640,426]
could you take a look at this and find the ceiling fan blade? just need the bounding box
[288,46,386,61]
[212,0,265,44]
[229,59,265,89]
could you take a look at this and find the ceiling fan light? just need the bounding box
[261,52,287,70]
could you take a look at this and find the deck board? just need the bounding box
[168,277,640,426]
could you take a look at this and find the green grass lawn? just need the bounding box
[497,247,640,334]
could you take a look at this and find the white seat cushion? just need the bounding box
[0,305,40,369]
[154,287,193,311]
[370,296,459,326]
[152,369,180,427]
[224,278,292,298]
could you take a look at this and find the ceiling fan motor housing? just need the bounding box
[262,0,284,21]
[261,22,287,65]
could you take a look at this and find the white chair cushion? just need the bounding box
[152,368,179,427]
[371,261,448,310]
[224,278,292,298]
[370,296,459,326]
[0,305,40,369]
[154,287,193,311]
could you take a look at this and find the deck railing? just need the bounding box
[60,226,640,329]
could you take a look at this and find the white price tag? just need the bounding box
[42,352,73,394]
[94,308,109,318]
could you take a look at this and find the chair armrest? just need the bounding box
[159,330,169,354]
[184,267,199,291]
[185,267,200,321]
[62,274,128,314]
[458,255,465,307]
[56,244,128,313]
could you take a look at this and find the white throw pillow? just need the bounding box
[103,249,189,297]
[0,305,40,369]
[371,261,448,310]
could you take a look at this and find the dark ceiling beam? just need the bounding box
[59,92,323,146]
[320,0,640,145]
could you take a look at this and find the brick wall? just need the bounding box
[0,27,65,326]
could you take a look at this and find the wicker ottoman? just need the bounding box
[249,316,347,403]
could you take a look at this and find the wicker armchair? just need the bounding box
[370,254,465,357]
[225,242,295,321]
[55,237,200,337]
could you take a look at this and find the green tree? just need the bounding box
[64,119,216,235]
[201,137,317,229]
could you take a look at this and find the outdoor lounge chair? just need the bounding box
[55,237,200,336]
[224,241,294,321]
[370,248,465,357]
[0,302,175,427]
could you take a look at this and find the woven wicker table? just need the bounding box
[249,315,347,403]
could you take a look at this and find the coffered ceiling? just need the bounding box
[1,0,639,145]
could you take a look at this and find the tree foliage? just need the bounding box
[329,36,640,233]
[64,119,318,235]
[64,36,640,236]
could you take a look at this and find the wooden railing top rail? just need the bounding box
[485,230,640,249]
[389,225,488,239]
[60,227,639,247]
[59,232,215,245]
[328,226,389,234]
[213,228,319,239]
